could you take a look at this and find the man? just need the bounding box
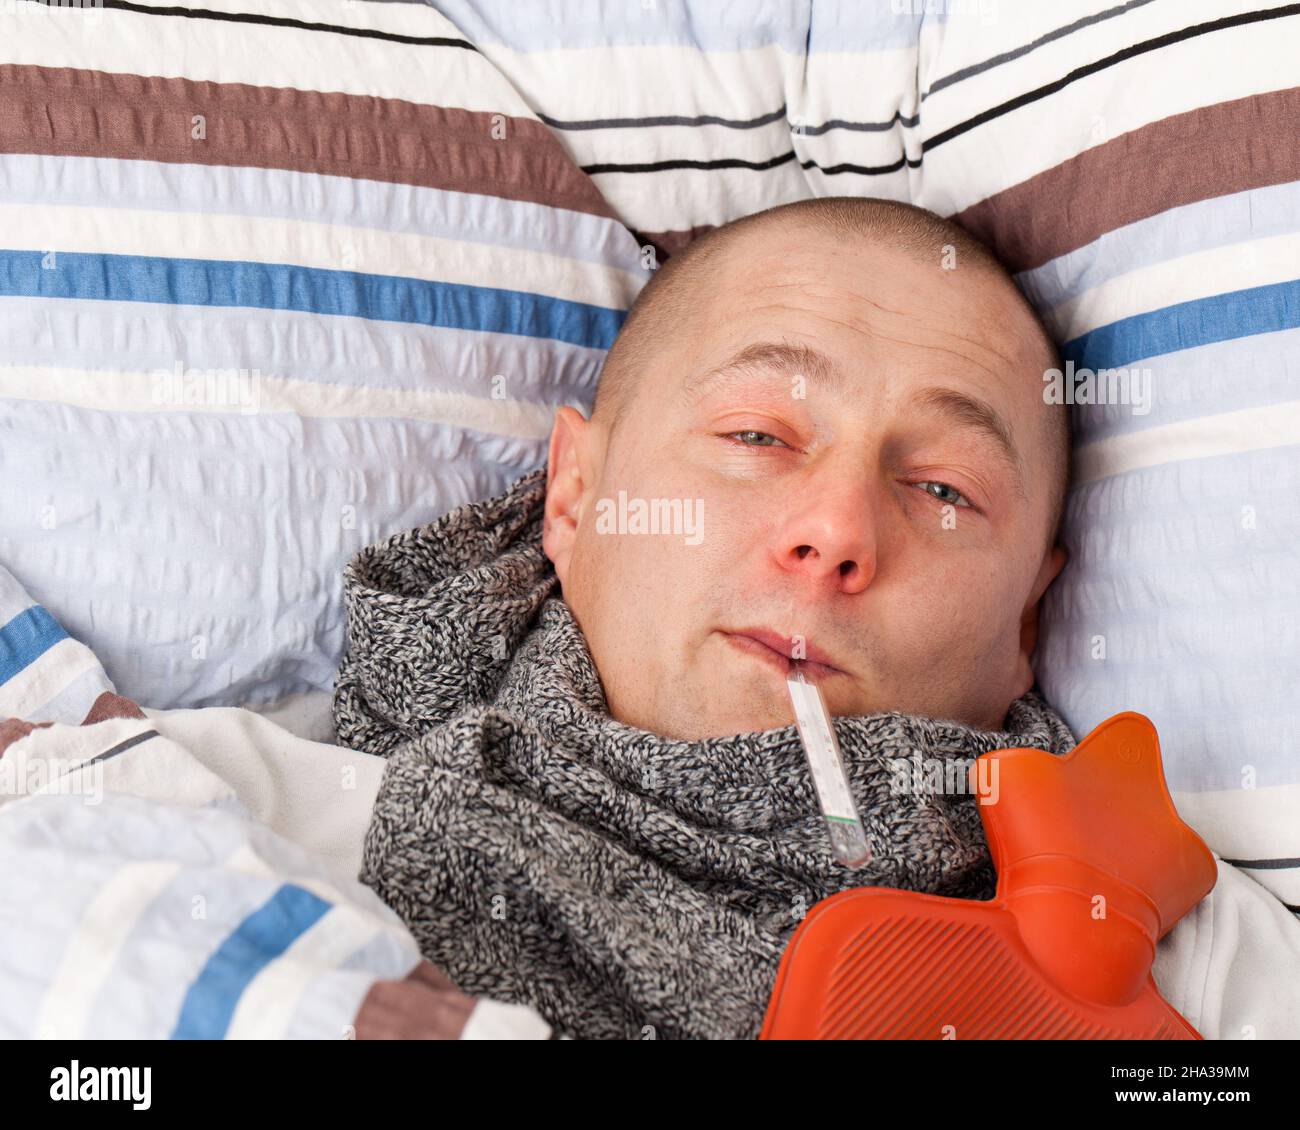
[333,197,1080,1039]
[542,195,1069,739]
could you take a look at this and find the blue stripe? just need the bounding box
[1069,326,1300,447]
[171,884,332,1040]
[0,250,626,351]
[0,605,68,685]
[1062,278,1300,370]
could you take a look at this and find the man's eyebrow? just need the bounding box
[913,385,1025,491]
[683,350,1025,490]
[682,341,843,402]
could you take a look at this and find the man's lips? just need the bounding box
[719,629,846,681]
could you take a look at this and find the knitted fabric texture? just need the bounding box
[333,467,1077,1040]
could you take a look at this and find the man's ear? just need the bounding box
[542,405,596,586]
[1015,543,1068,696]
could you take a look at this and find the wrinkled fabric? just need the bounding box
[333,467,1077,1040]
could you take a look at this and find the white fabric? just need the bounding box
[0,718,422,1040]
[243,688,339,746]
[1153,859,1300,1040]
[142,703,383,879]
[141,704,562,1038]
[461,998,554,1040]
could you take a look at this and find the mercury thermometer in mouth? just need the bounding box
[786,662,873,869]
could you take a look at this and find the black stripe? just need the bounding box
[922,0,1161,101]
[585,148,919,178]
[58,729,161,779]
[540,104,920,135]
[799,153,921,176]
[1221,856,1300,870]
[32,0,479,48]
[583,151,799,176]
[796,111,920,137]
[538,106,790,132]
[89,727,160,765]
[923,3,1300,154]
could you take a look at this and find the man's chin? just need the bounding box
[675,678,805,741]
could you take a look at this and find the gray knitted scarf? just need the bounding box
[333,467,1077,1040]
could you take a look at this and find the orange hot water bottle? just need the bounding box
[761,713,1217,1040]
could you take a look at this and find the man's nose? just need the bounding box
[773,479,878,596]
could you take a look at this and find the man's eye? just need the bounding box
[915,481,971,507]
[723,430,786,448]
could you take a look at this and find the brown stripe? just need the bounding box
[81,690,147,725]
[954,87,1300,274]
[631,224,717,263]
[0,717,51,757]
[0,64,615,219]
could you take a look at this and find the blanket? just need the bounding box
[0,565,550,1040]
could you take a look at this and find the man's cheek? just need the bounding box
[933,584,1022,670]
[583,514,694,638]
[890,580,987,663]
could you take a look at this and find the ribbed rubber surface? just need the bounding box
[804,914,1182,1040]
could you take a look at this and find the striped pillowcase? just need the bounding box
[446,0,1300,902]
[0,0,644,711]
[0,562,113,724]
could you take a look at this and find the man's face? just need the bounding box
[543,222,1066,740]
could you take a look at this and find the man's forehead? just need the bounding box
[701,233,1024,359]
[676,238,1053,419]
[681,341,843,400]
[714,220,950,295]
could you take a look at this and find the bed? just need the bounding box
[1,0,1298,1037]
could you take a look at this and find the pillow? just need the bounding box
[0,0,644,710]
[426,0,1300,907]
[432,0,921,254]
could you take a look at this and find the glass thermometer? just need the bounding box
[786,664,873,869]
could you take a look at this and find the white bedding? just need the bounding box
[142,702,379,878]
[243,689,341,747]
[0,699,551,1040]
[177,698,1300,1040]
